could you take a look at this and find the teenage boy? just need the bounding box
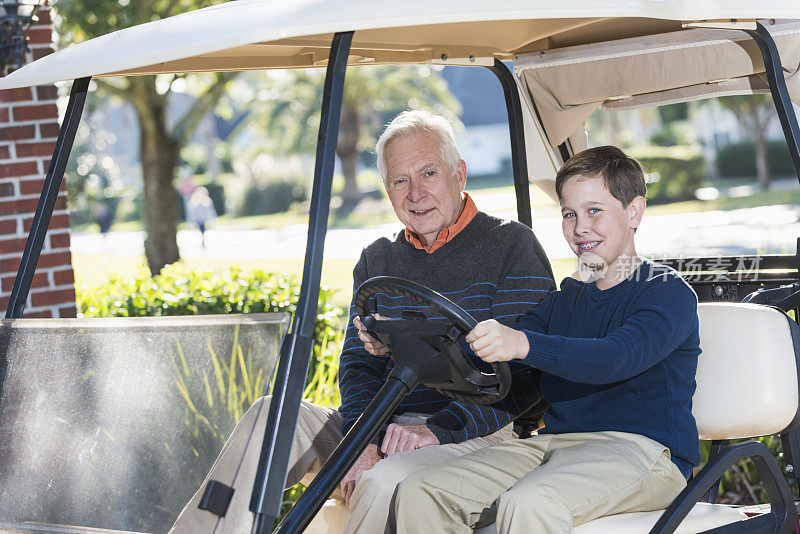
[389,146,701,533]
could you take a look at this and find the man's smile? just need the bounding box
[577,241,601,250]
[410,208,434,216]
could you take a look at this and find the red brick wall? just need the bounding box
[0,4,76,319]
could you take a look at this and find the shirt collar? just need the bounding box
[404,192,478,253]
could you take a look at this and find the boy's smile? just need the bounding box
[560,174,645,288]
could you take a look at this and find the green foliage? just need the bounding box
[235,179,308,216]
[77,262,342,378]
[76,263,345,523]
[716,140,796,179]
[656,102,689,123]
[171,324,267,466]
[699,437,797,504]
[628,145,706,202]
[649,123,696,148]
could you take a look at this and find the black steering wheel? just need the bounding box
[354,276,512,405]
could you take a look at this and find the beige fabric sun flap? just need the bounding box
[515,19,800,147]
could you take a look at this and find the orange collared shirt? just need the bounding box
[404,192,478,253]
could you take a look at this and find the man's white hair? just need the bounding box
[375,110,461,184]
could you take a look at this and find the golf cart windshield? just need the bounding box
[0,313,287,532]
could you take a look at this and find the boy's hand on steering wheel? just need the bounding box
[354,314,390,355]
[466,319,530,362]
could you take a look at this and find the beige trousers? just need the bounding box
[392,431,687,534]
[170,396,511,534]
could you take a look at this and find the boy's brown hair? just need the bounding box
[555,146,647,207]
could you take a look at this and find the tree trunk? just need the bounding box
[336,104,361,206]
[135,83,181,274]
[754,136,770,191]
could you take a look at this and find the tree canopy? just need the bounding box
[55,0,236,273]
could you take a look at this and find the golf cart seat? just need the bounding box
[474,302,800,534]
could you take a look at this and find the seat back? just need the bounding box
[693,302,800,440]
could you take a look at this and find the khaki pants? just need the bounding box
[391,431,687,534]
[170,396,512,534]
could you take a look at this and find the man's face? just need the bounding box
[383,132,467,248]
[560,174,643,277]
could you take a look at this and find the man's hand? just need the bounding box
[381,423,439,456]
[340,444,382,506]
[353,314,390,356]
[466,319,530,362]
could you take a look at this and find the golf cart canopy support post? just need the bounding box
[247,31,353,533]
[745,22,800,184]
[4,77,91,320]
[485,59,532,228]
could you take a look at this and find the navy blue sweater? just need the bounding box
[512,260,701,478]
[338,212,556,444]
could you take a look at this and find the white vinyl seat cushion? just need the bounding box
[473,503,747,534]
[693,303,799,440]
[571,502,748,534]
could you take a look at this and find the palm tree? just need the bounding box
[238,65,461,206]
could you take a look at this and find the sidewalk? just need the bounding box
[70,201,800,263]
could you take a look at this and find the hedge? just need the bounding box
[627,145,705,203]
[77,262,342,389]
[716,140,796,179]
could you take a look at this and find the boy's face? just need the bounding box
[560,174,645,277]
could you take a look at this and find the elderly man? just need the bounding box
[171,110,554,534]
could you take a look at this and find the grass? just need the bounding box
[645,187,800,216]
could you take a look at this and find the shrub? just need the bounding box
[76,263,345,522]
[716,140,796,179]
[628,145,705,202]
[236,179,308,216]
[77,262,342,395]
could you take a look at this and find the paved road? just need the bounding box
[70,203,800,262]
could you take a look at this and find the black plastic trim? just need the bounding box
[199,480,235,518]
[247,31,353,534]
[5,77,91,319]
[649,441,796,534]
[485,59,532,228]
[743,22,800,185]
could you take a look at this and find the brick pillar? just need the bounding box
[0,4,77,319]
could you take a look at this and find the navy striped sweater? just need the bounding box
[338,212,556,444]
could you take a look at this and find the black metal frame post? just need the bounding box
[274,375,412,534]
[744,22,800,184]
[248,31,353,534]
[485,59,532,228]
[4,76,91,319]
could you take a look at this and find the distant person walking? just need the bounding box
[186,186,217,248]
[92,201,114,249]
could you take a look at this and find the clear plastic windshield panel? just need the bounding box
[0,313,289,533]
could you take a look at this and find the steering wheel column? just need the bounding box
[274,277,512,534]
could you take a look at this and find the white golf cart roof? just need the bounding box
[2,0,800,193]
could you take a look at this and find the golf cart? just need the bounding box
[2,2,800,533]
